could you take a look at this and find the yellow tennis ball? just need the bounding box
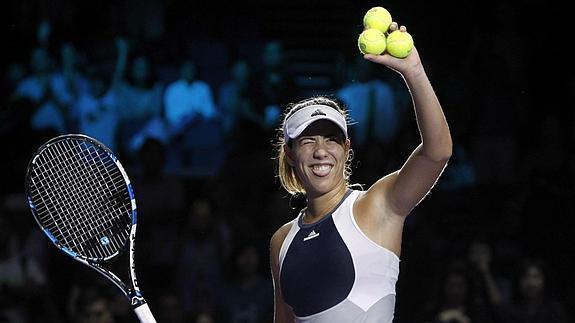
[386,30,414,58]
[363,6,393,33]
[358,29,387,55]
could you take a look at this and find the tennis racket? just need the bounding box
[25,134,157,323]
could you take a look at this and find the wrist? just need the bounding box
[402,62,426,80]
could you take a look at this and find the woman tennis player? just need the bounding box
[270,23,452,323]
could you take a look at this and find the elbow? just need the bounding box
[423,137,453,162]
[431,150,452,163]
[440,139,453,161]
[437,130,453,161]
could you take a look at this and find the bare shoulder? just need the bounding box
[269,221,294,272]
[358,171,399,207]
[270,221,293,252]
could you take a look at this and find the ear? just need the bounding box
[344,138,351,158]
[284,144,295,167]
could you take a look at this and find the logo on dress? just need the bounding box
[311,109,326,117]
[303,230,320,241]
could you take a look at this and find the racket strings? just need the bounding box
[35,141,108,249]
[41,141,107,244]
[29,138,132,260]
[45,140,129,256]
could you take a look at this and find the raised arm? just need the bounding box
[110,37,129,90]
[364,24,452,217]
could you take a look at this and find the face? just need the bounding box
[468,241,491,266]
[82,299,114,323]
[263,41,283,68]
[232,60,249,83]
[181,61,197,83]
[286,119,349,197]
[444,273,468,303]
[131,56,150,83]
[520,265,545,299]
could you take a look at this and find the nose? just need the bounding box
[313,140,329,159]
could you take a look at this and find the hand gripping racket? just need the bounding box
[25,134,157,322]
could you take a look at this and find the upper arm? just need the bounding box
[386,143,450,216]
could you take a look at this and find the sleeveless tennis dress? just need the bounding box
[278,190,400,323]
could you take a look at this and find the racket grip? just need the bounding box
[134,303,157,323]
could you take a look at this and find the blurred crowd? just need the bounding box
[1,1,575,322]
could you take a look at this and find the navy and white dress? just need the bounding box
[279,190,400,323]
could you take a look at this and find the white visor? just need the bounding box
[284,104,348,142]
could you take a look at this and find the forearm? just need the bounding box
[482,270,503,306]
[111,38,129,89]
[404,68,452,161]
[364,43,452,161]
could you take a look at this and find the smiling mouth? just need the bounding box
[311,164,332,177]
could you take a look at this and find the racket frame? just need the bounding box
[25,134,155,322]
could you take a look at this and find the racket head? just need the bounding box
[25,134,137,263]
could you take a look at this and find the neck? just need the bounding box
[304,184,348,224]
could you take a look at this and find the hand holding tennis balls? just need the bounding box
[362,28,420,77]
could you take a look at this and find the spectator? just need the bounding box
[114,37,164,160]
[13,21,90,136]
[218,243,273,323]
[130,137,187,282]
[3,61,27,102]
[423,261,496,323]
[0,202,58,323]
[217,58,258,144]
[250,39,300,150]
[500,258,570,323]
[68,286,116,323]
[467,238,511,307]
[56,41,92,115]
[175,197,230,316]
[163,59,218,137]
[70,38,127,151]
[163,59,221,170]
[153,290,190,323]
[13,46,69,135]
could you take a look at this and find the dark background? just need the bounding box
[2,0,574,322]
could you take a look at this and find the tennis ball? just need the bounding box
[363,6,393,33]
[358,29,387,55]
[386,30,414,58]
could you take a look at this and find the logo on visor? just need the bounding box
[311,109,326,117]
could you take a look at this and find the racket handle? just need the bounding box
[134,303,157,323]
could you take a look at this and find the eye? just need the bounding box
[299,138,314,145]
[327,135,343,144]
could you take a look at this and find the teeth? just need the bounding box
[312,164,332,177]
